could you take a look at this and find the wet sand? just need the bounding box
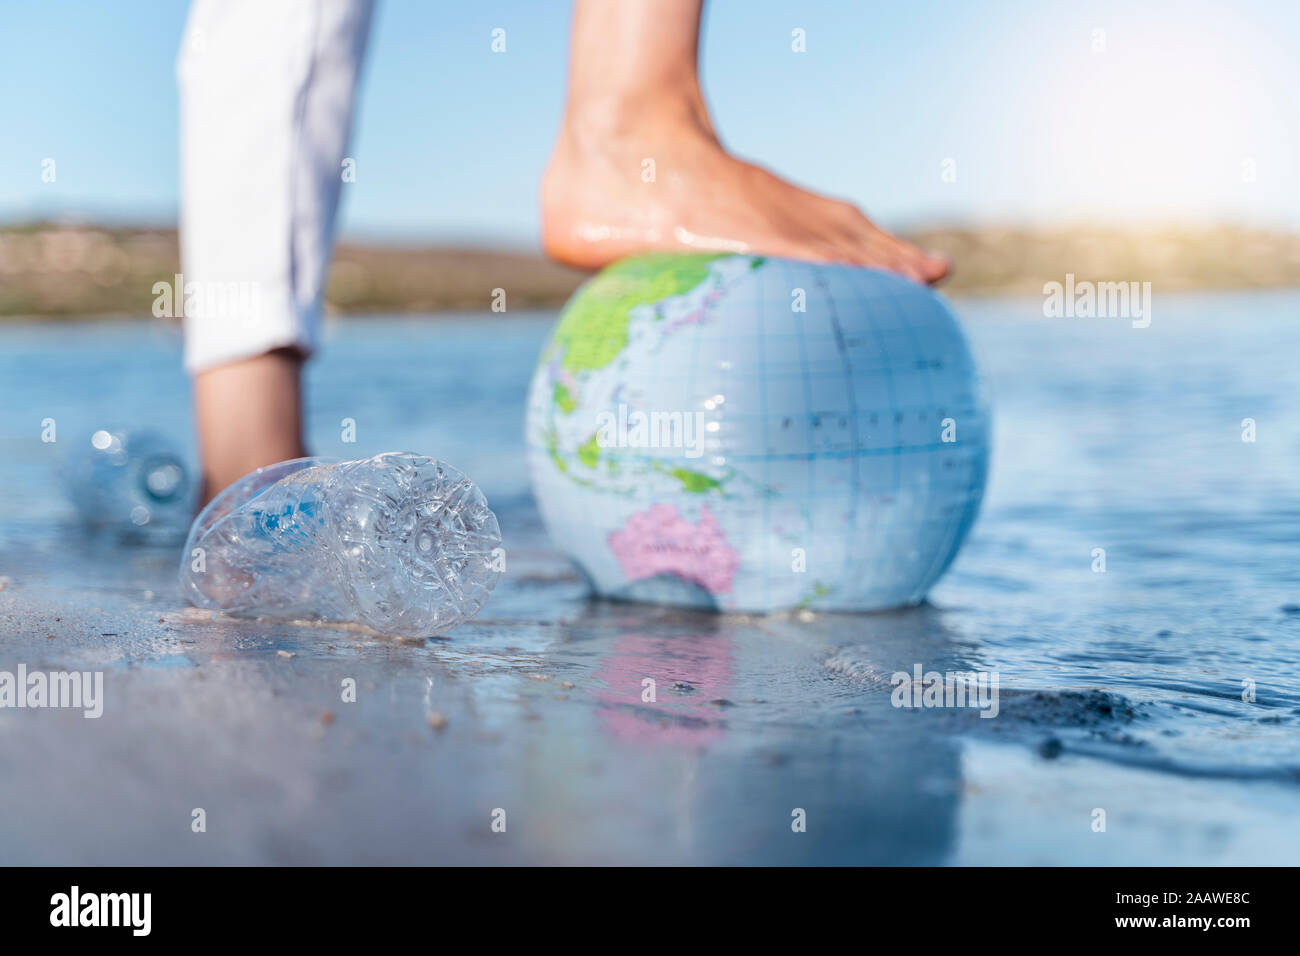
[0,520,1293,865]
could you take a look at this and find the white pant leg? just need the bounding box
[177,0,374,374]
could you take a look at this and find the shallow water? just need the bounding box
[0,293,1297,864]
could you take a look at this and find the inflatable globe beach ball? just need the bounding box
[525,253,990,613]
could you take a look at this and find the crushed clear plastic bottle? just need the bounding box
[65,428,193,540]
[179,452,503,637]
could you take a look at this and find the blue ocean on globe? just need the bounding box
[525,253,990,612]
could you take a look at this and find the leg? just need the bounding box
[543,0,948,283]
[177,0,373,503]
[193,349,307,504]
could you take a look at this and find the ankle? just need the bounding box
[562,84,713,146]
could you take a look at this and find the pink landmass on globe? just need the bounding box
[607,504,740,594]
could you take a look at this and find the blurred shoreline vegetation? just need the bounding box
[2,222,1299,318]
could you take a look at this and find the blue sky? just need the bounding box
[2,0,1297,245]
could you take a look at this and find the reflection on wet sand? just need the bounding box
[507,602,970,864]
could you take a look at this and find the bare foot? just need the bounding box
[542,102,949,283]
[544,0,948,283]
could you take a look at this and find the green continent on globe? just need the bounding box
[577,434,601,468]
[550,253,729,386]
[553,382,577,415]
[670,468,722,494]
[657,463,723,494]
